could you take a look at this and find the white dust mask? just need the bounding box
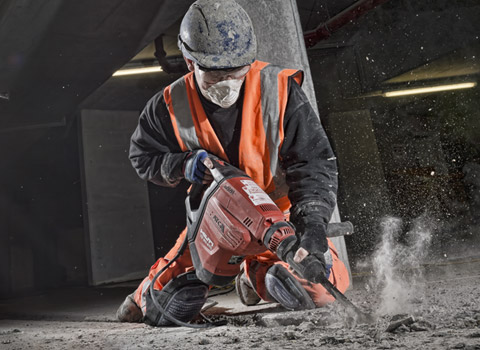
[199,79,244,108]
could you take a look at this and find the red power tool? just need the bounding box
[185,156,372,324]
[186,156,298,286]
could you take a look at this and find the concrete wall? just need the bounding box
[0,126,87,298]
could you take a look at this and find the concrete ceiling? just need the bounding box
[0,0,193,130]
[297,0,358,31]
[1,0,478,131]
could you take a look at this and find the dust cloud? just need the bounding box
[371,215,434,316]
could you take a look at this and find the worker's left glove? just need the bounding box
[183,149,213,184]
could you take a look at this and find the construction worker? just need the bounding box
[117,0,349,326]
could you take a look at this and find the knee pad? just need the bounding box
[265,264,316,311]
[144,271,208,326]
[235,269,261,306]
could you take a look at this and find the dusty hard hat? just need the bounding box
[178,0,257,69]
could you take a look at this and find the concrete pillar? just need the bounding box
[237,0,351,275]
[236,0,318,113]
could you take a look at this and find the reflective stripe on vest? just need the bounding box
[259,64,291,205]
[164,60,303,211]
[164,78,200,151]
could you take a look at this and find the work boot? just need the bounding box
[265,264,316,310]
[116,292,143,323]
[235,269,261,306]
[144,271,208,327]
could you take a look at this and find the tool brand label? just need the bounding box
[240,180,276,206]
[212,214,225,233]
[224,184,235,195]
[200,229,214,250]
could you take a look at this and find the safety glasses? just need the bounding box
[195,64,251,85]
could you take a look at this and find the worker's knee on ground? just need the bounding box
[235,269,261,306]
[144,271,208,327]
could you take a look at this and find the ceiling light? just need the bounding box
[383,82,476,97]
[112,66,162,77]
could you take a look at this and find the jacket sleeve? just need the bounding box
[129,90,188,187]
[280,78,338,235]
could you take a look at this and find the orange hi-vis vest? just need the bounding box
[163,60,303,212]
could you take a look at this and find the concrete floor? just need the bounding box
[0,282,277,323]
[1,258,480,349]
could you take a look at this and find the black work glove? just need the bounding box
[183,149,213,184]
[290,202,333,279]
[296,224,333,279]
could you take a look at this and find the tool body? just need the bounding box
[186,157,295,286]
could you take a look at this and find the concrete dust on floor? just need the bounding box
[1,271,480,350]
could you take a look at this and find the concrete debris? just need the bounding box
[395,324,411,333]
[464,346,480,350]
[467,332,480,338]
[463,317,479,328]
[385,315,435,333]
[257,311,318,327]
[319,336,347,345]
[283,330,300,340]
[432,331,450,337]
[0,329,21,336]
[222,336,241,344]
[198,338,211,345]
[297,321,316,333]
[409,320,432,332]
[386,315,415,332]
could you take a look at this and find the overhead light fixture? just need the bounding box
[383,82,476,97]
[112,65,162,77]
[0,91,9,100]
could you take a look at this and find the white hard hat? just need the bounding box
[178,0,257,69]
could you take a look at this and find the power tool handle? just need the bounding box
[326,221,354,237]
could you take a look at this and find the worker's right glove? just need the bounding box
[295,226,333,280]
[183,149,213,184]
[290,201,333,280]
